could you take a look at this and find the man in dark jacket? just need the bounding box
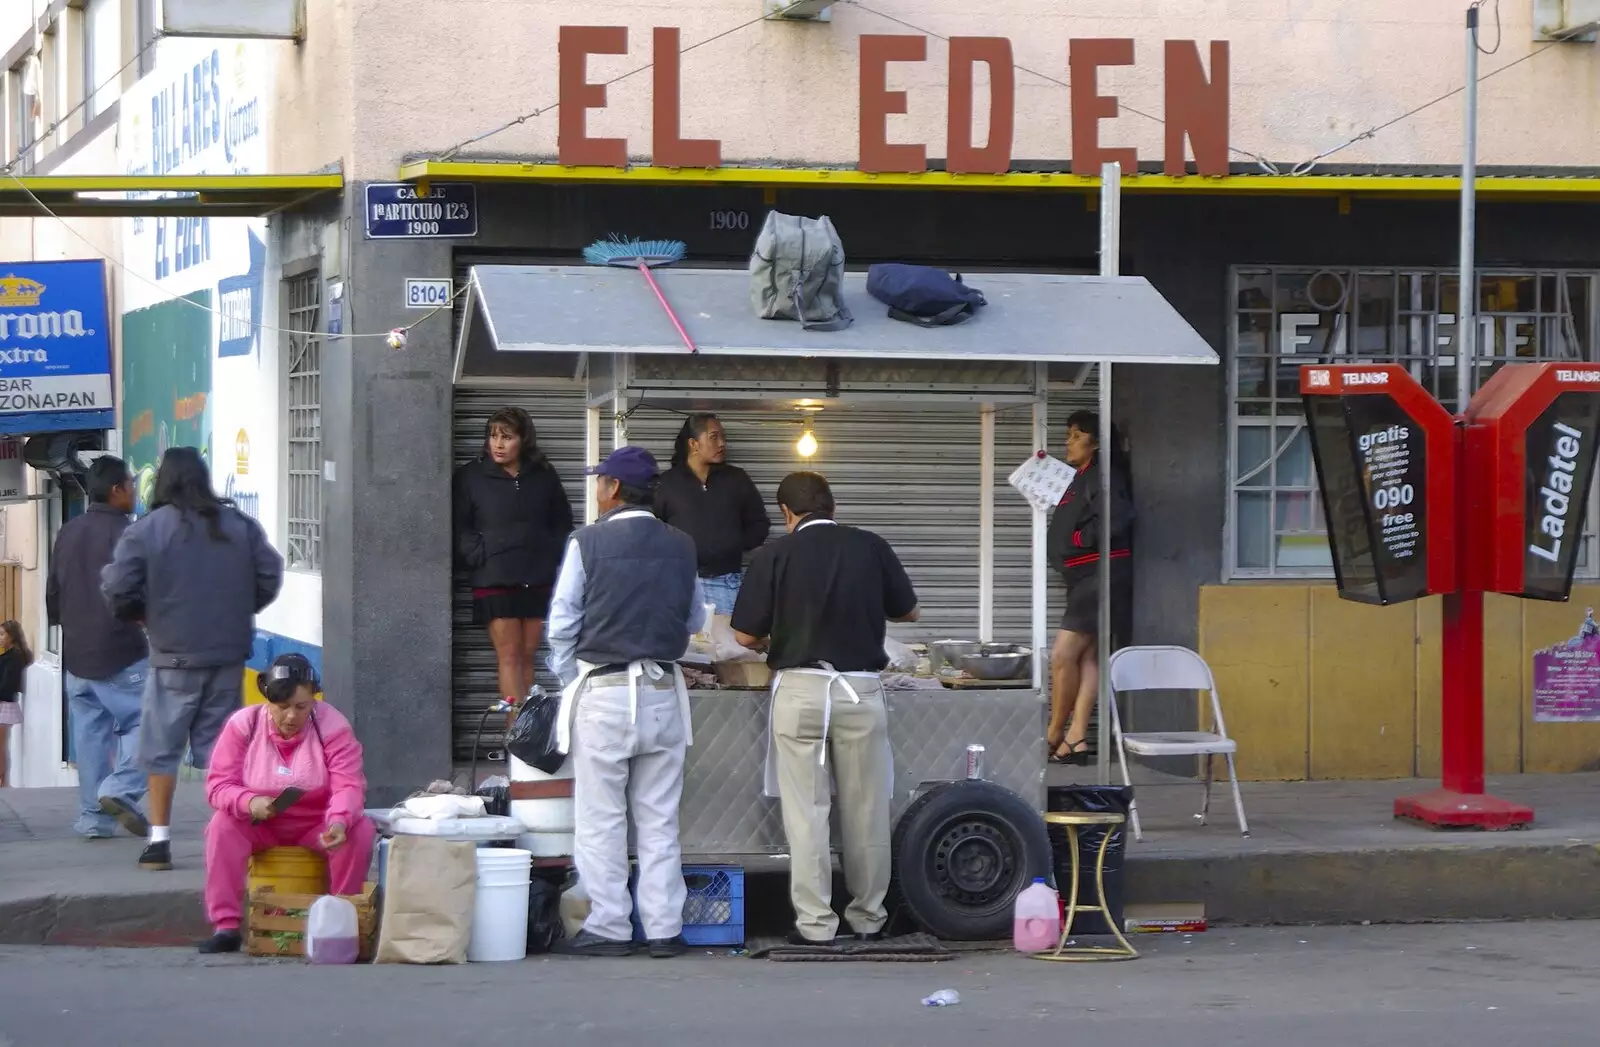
[101,447,284,871]
[654,414,770,615]
[47,456,150,840]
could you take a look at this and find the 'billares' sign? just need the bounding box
[0,259,114,436]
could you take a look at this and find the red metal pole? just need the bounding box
[1438,589,1485,795]
[1394,419,1532,828]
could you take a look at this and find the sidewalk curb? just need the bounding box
[0,891,208,948]
[1126,843,1600,925]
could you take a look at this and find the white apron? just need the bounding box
[551,505,696,755]
[762,663,895,800]
[556,658,693,756]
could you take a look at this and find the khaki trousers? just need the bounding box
[771,672,892,941]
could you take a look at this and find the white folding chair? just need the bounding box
[1106,645,1250,842]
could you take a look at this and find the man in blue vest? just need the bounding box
[546,446,707,958]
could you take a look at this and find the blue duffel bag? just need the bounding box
[865,263,987,327]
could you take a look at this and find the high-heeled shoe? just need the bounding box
[1048,739,1090,766]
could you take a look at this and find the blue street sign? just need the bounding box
[0,259,114,435]
[364,182,479,239]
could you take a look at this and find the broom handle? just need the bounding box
[637,262,697,354]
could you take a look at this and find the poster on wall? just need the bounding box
[1532,608,1600,722]
[120,293,212,512]
[118,37,272,525]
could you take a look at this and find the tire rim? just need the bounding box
[923,812,1024,915]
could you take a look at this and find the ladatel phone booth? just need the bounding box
[1304,361,1600,828]
[1301,364,1458,604]
[1463,364,1600,600]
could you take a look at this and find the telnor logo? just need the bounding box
[1555,369,1600,384]
[1343,371,1390,386]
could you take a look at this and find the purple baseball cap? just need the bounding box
[587,445,660,488]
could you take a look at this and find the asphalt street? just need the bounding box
[0,921,1595,1047]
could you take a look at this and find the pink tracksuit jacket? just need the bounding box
[202,702,375,929]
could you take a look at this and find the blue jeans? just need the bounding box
[66,660,148,838]
[700,572,743,616]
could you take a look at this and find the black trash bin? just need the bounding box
[1046,785,1133,936]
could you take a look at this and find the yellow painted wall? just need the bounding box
[1197,584,1600,780]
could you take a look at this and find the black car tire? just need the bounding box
[890,779,1052,941]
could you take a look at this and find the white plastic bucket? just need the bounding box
[467,848,533,962]
[509,753,575,834]
[516,831,575,858]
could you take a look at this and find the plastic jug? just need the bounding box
[306,895,361,965]
[1013,877,1060,953]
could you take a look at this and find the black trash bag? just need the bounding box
[1046,785,1134,937]
[505,686,566,774]
[527,868,570,954]
[474,774,510,817]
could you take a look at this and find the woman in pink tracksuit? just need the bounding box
[196,653,376,954]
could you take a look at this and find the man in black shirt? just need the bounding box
[654,414,770,615]
[731,471,919,945]
[46,456,150,840]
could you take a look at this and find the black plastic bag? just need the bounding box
[527,869,570,954]
[506,686,565,774]
[1046,784,1134,937]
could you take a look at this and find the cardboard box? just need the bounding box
[1123,902,1207,934]
[247,882,380,960]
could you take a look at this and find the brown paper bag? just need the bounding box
[375,836,477,964]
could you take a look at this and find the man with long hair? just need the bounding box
[102,447,284,871]
[47,455,151,839]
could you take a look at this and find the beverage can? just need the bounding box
[964,744,985,780]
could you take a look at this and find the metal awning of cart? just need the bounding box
[454,264,1218,386]
[453,259,1215,732]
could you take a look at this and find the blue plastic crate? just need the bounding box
[629,864,745,946]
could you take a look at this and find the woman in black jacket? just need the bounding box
[453,408,574,717]
[1044,412,1134,765]
[0,619,33,786]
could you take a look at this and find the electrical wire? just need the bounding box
[0,167,467,342]
[431,0,1284,174]
[1473,0,1503,56]
[3,36,159,175]
[1289,6,1574,176]
[840,0,1283,173]
[437,0,819,161]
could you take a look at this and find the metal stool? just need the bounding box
[1033,811,1138,962]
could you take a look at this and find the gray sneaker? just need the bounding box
[99,796,151,838]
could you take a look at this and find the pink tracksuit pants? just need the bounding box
[203,810,377,929]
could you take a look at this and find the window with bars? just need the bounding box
[284,270,322,572]
[1228,266,1600,579]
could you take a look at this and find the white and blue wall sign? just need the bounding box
[0,259,115,435]
[364,182,478,239]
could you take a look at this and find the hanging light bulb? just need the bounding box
[796,428,819,458]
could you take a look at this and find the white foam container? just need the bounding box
[467,848,533,962]
[516,831,575,858]
[509,753,575,834]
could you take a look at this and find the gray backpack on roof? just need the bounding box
[748,211,853,331]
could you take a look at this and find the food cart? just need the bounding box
[456,258,1217,935]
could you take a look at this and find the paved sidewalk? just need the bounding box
[1,771,1598,947]
[0,785,212,946]
[1059,767,1600,924]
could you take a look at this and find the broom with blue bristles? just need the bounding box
[583,235,697,354]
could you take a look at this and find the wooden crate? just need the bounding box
[246,882,379,960]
